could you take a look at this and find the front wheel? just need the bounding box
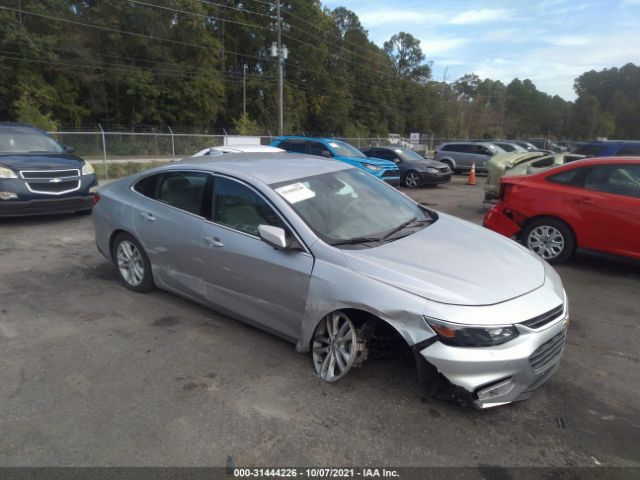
[403,171,422,188]
[112,232,155,292]
[522,218,575,264]
[311,312,366,383]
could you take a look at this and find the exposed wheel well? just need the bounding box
[109,229,130,260]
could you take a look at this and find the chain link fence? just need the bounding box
[47,127,468,178]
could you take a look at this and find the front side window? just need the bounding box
[154,171,209,215]
[0,128,64,154]
[271,168,433,247]
[584,165,640,198]
[213,176,286,236]
[308,141,332,157]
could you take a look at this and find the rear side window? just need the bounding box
[155,171,209,215]
[279,140,307,154]
[615,145,640,156]
[547,168,584,186]
[134,174,159,198]
[442,144,471,153]
[584,165,640,198]
[373,149,396,161]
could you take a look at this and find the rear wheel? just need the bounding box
[112,232,155,292]
[522,218,575,264]
[403,170,422,188]
[311,311,366,383]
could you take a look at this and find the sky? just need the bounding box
[322,0,640,100]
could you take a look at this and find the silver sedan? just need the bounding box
[92,153,569,408]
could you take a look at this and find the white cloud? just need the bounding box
[358,9,445,27]
[420,37,469,55]
[448,9,511,25]
[546,35,593,46]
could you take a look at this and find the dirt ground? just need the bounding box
[1,175,639,467]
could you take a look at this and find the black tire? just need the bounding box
[522,218,575,264]
[441,160,455,174]
[111,232,155,293]
[403,170,422,188]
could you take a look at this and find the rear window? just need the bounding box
[279,140,307,154]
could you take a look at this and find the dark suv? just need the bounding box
[573,141,640,157]
[0,123,98,217]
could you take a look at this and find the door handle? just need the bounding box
[575,197,595,205]
[204,236,223,247]
[140,212,156,222]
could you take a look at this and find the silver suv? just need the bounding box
[435,142,505,173]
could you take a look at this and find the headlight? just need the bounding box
[0,167,17,178]
[426,318,519,347]
[425,167,438,173]
[81,162,95,175]
[362,163,381,172]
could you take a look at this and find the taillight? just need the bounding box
[92,193,101,207]
[499,183,514,201]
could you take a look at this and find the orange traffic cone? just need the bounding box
[467,161,477,185]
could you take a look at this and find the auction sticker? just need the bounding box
[275,182,316,204]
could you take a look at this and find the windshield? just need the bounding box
[327,140,366,158]
[271,168,433,247]
[0,129,64,154]
[395,148,425,162]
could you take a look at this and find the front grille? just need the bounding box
[25,180,81,194]
[529,330,566,374]
[20,169,80,179]
[382,169,399,178]
[521,304,564,329]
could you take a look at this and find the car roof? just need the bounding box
[275,136,347,143]
[580,140,640,146]
[212,145,284,153]
[0,122,46,133]
[176,152,352,184]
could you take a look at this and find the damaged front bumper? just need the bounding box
[419,304,569,409]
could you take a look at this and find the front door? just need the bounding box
[200,175,314,340]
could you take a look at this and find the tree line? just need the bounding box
[0,0,638,140]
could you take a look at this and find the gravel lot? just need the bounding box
[1,175,639,467]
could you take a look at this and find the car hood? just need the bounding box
[412,159,448,169]
[0,152,86,170]
[337,155,397,168]
[342,213,545,306]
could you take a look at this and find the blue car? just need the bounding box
[573,140,640,157]
[0,123,98,217]
[271,136,400,185]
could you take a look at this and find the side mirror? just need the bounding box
[258,224,289,249]
[64,145,75,153]
[320,151,332,158]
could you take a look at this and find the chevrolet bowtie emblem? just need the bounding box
[50,178,62,183]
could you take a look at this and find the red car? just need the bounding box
[483,157,640,264]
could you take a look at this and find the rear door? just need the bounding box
[132,170,211,299]
[575,164,640,258]
[199,175,314,340]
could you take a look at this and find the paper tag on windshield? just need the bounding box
[275,182,316,204]
[328,142,339,148]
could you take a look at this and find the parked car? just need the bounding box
[360,146,451,188]
[511,140,541,152]
[573,140,640,157]
[484,158,640,264]
[525,139,566,153]
[484,152,585,200]
[0,123,98,217]
[271,136,400,185]
[493,142,528,153]
[193,144,284,156]
[434,141,506,173]
[93,153,569,408]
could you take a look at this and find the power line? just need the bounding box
[128,0,274,31]
[195,0,274,19]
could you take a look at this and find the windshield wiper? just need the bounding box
[329,236,381,246]
[381,217,431,241]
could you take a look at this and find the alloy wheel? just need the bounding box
[116,240,145,287]
[526,225,565,260]
[312,312,364,382]
[404,172,421,188]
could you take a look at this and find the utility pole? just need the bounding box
[242,64,247,116]
[276,0,284,135]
